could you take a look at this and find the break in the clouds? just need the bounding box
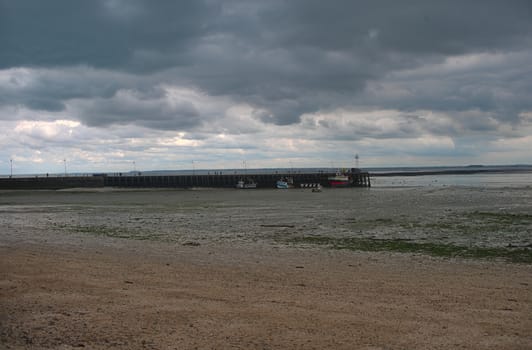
[1,0,532,173]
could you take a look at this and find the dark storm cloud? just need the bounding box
[263,0,532,54]
[0,67,124,115]
[1,0,532,128]
[356,51,532,129]
[0,0,215,71]
[76,88,202,130]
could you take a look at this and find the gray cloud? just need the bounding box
[1,0,532,167]
[259,0,532,54]
[0,67,124,114]
[72,88,202,130]
[0,0,215,71]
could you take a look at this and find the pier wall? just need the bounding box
[0,176,105,190]
[104,172,370,188]
[0,172,370,190]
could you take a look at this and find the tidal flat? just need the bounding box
[1,185,531,263]
[2,185,532,349]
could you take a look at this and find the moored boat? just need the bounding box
[328,172,350,187]
[276,177,294,189]
[236,178,257,189]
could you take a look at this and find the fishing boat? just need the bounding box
[276,177,294,189]
[236,178,257,189]
[328,172,350,187]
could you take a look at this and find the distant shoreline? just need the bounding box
[371,167,532,177]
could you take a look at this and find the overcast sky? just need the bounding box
[1,0,532,174]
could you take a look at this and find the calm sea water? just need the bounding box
[371,172,532,188]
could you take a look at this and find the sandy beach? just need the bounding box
[1,187,531,349]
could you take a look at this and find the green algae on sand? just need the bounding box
[289,236,532,264]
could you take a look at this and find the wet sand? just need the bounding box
[1,187,532,349]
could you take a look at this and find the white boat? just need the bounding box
[276,177,294,189]
[236,178,257,189]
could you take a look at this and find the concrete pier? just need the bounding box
[103,171,370,188]
[0,170,371,190]
[0,176,104,190]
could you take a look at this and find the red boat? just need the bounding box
[328,173,350,187]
